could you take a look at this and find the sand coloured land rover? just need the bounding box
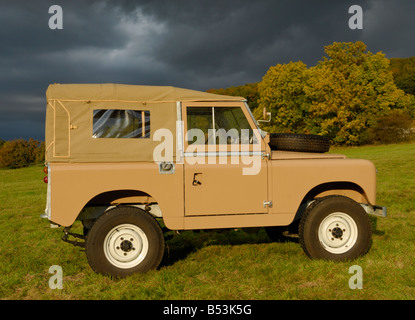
[42,83,386,277]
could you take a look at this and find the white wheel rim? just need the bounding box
[103,224,149,269]
[318,212,358,254]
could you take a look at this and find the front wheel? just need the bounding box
[85,206,164,277]
[299,196,372,261]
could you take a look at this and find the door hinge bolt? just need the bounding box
[261,152,270,160]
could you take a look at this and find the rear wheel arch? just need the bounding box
[77,189,163,232]
[85,189,156,206]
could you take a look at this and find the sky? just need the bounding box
[0,0,414,141]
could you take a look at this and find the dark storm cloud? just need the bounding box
[0,0,414,140]
[0,0,145,140]
[114,0,356,87]
[362,0,415,57]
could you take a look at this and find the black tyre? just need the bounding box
[299,196,372,261]
[85,206,164,277]
[269,133,330,153]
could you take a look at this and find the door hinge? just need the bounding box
[263,200,273,208]
[261,152,270,160]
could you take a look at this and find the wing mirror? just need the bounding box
[258,107,271,123]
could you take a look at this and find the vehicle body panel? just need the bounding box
[44,83,381,232]
[48,162,185,229]
[47,156,376,230]
[269,157,376,216]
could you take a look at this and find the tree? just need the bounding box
[0,138,45,169]
[389,57,415,96]
[254,61,310,134]
[306,42,414,144]
[257,41,415,145]
[368,109,414,144]
[207,83,260,110]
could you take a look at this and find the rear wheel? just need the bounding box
[85,206,164,277]
[299,196,372,261]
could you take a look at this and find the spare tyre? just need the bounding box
[269,133,330,153]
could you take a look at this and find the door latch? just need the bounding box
[263,200,273,208]
[192,173,202,186]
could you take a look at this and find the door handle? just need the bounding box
[192,173,202,186]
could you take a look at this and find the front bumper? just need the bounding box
[361,203,387,217]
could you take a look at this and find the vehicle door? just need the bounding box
[182,102,270,216]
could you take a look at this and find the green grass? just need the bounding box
[1,143,414,300]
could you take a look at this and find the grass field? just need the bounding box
[0,143,414,300]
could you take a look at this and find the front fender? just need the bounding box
[270,158,377,215]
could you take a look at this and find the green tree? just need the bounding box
[368,109,415,144]
[254,61,310,134]
[306,42,414,144]
[0,138,44,169]
[207,83,260,110]
[257,41,415,145]
[390,57,415,96]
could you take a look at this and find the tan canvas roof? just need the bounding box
[46,83,245,102]
[45,83,246,163]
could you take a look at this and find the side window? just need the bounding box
[92,109,150,139]
[186,107,213,145]
[186,106,255,145]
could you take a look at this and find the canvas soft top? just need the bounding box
[46,83,245,103]
[45,83,245,163]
